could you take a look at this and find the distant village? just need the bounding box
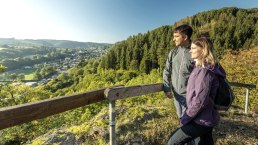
[3,47,108,87]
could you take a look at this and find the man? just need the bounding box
[163,24,194,120]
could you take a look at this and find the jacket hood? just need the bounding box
[206,63,226,78]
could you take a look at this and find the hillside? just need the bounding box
[0,7,257,145]
[28,47,258,145]
[0,38,111,49]
[220,47,258,109]
[29,106,258,145]
[0,38,111,71]
[99,7,258,73]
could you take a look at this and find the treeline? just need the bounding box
[0,46,51,59]
[99,7,258,73]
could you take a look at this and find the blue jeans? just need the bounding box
[173,96,186,119]
[173,96,195,145]
[168,121,214,145]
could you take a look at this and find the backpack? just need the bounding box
[211,65,235,111]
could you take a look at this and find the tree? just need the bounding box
[18,74,25,80]
[140,44,151,73]
[0,64,6,73]
[34,69,42,80]
[10,73,18,80]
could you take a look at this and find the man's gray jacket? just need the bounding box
[163,46,194,98]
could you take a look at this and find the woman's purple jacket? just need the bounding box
[180,63,226,127]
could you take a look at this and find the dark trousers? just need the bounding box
[168,121,214,145]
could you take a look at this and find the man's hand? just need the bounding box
[165,92,173,99]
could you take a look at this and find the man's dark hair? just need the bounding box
[173,24,193,39]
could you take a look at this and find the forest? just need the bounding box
[99,7,258,74]
[0,7,257,145]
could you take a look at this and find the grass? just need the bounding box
[214,108,258,145]
[25,73,35,80]
[30,98,258,145]
[0,68,36,80]
[0,47,7,50]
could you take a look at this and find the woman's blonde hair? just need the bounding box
[192,37,217,67]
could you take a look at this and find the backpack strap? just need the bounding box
[207,64,220,108]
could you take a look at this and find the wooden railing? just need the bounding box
[229,82,256,113]
[104,83,163,145]
[104,82,256,145]
[0,87,108,130]
[0,82,256,144]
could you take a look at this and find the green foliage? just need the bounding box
[0,64,7,73]
[33,66,57,80]
[1,45,258,144]
[220,47,258,109]
[101,7,258,70]
[1,7,258,145]
[0,68,37,81]
[0,83,51,107]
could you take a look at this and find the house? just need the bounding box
[25,82,38,87]
[24,66,32,69]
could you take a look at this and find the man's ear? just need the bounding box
[183,34,188,41]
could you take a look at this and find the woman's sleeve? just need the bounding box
[181,69,213,125]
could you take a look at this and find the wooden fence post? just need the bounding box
[105,86,125,145]
[245,87,250,114]
[229,82,256,114]
[109,100,116,145]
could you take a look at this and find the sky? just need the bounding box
[0,0,257,44]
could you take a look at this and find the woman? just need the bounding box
[168,37,226,145]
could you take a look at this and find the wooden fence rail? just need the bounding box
[229,82,256,89]
[0,87,107,130]
[0,82,256,143]
[104,83,163,101]
[104,82,256,145]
